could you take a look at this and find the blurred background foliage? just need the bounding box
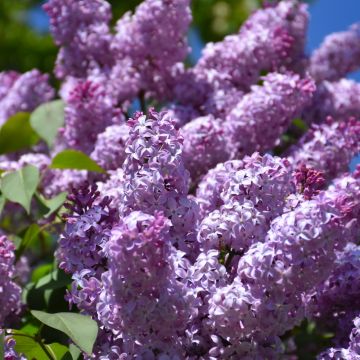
[0,0,264,74]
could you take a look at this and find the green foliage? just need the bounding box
[30,100,65,148]
[0,113,39,154]
[36,191,67,218]
[1,165,40,213]
[50,150,106,173]
[31,311,98,355]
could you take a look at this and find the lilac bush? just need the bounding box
[0,0,360,359]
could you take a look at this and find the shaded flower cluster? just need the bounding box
[0,236,21,327]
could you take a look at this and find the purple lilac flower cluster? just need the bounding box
[0,236,21,327]
[1,0,360,358]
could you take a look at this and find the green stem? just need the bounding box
[0,331,4,360]
[139,91,146,113]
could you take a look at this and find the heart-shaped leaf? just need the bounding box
[0,112,39,154]
[30,100,65,148]
[50,150,105,173]
[1,165,40,213]
[31,311,98,355]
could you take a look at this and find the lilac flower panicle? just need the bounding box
[199,154,295,253]
[195,0,308,92]
[196,160,245,220]
[0,236,21,327]
[57,183,117,275]
[0,71,19,102]
[44,0,113,78]
[97,211,192,356]
[304,79,360,124]
[207,182,357,345]
[113,0,191,98]
[287,117,360,182]
[63,80,119,154]
[122,110,199,255]
[0,70,54,125]
[309,23,360,82]
[181,115,230,181]
[225,72,315,159]
[91,124,129,171]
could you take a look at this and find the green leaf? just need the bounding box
[31,311,98,355]
[35,269,71,290]
[36,192,67,218]
[292,118,309,132]
[12,333,51,359]
[0,112,39,154]
[46,342,69,360]
[50,150,105,173]
[0,331,4,360]
[32,264,53,283]
[69,344,81,360]
[1,165,40,213]
[0,195,5,216]
[16,224,41,259]
[30,100,65,148]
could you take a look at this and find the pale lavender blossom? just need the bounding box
[112,0,191,98]
[91,124,129,171]
[0,70,54,125]
[207,182,358,346]
[304,79,360,124]
[97,211,193,357]
[225,72,315,159]
[309,23,360,82]
[63,80,120,154]
[121,110,199,255]
[287,118,360,182]
[199,154,294,253]
[195,0,308,92]
[181,116,230,181]
[196,160,245,220]
[44,0,113,78]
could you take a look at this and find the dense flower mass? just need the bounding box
[0,236,21,326]
[0,70,54,125]
[309,23,360,82]
[1,0,360,358]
